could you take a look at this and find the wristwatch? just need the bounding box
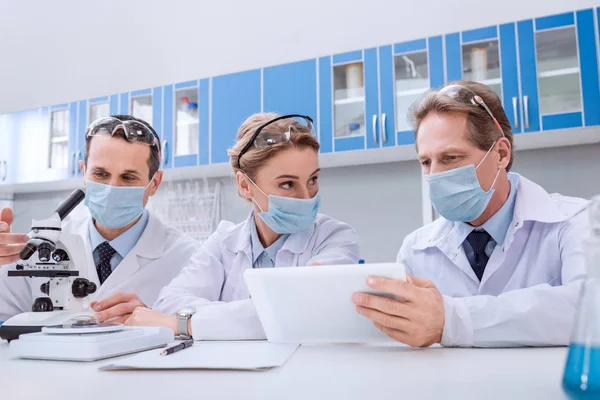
[176,307,196,339]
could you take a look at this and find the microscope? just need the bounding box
[0,189,98,341]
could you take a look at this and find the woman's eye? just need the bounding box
[309,177,318,185]
[280,181,293,190]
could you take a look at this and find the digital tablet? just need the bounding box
[244,263,406,344]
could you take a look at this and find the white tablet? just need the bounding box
[244,263,406,344]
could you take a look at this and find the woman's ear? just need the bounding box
[497,137,511,170]
[236,171,252,200]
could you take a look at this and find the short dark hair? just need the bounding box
[84,114,161,179]
[410,80,514,171]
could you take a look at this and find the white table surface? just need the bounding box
[0,340,571,400]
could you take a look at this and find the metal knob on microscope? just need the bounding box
[37,242,54,262]
[72,278,98,298]
[32,297,54,312]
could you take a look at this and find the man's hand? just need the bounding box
[91,292,146,323]
[352,274,445,348]
[0,208,30,266]
[124,307,179,334]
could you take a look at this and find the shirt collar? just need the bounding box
[88,210,150,258]
[249,216,288,264]
[455,173,518,248]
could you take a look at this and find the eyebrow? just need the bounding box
[275,168,321,180]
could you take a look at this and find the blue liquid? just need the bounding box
[563,344,600,399]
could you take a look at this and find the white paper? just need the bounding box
[100,341,299,371]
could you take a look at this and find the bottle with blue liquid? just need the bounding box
[563,195,600,399]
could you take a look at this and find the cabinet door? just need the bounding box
[0,114,13,184]
[380,36,444,146]
[172,80,200,168]
[446,24,521,133]
[211,69,261,164]
[263,59,318,124]
[518,10,600,132]
[326,50,372,152]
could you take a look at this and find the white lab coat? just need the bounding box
[398,173,589,347]
[153,213,360,340]
[0,212,198,321]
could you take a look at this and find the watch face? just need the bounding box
[177,307,195,317]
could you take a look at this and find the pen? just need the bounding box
[160,339,194,356]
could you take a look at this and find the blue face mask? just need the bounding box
[84,175,155,229]
[246,175,320,234]
[425,142,500,222]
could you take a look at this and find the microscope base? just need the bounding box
[0,311,94,341]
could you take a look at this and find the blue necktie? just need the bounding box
[466,230,491,281]
[96,241,115,284]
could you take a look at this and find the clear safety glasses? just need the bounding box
[86,117,160,147]
[237,114,316,168]
[438,85,505,137]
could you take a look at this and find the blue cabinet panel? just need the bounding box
[211,69,261,164]
[379,45,396,147]
[577,9,600,126]
[365,48,380,150]
[318,56,333,154]
[499,23,521,133]
[263,59,318,130]
[517,19,541,133]
[162,84,174,169]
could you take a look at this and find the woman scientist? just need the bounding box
[124,113,360,340]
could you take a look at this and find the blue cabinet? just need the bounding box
[163,80,210,168]
[319,49,379,152]
[211,69,261,164]
[380,36,444,145]
[0,114,15,184]
[263,59,318,122]
[445,24,521,133]
[518,9,600,132]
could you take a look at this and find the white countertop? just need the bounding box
[0,341,570,400]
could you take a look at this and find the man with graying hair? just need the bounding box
[352,80,589,348]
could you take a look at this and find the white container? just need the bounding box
[471,48,488,82]
[345,63,364,98]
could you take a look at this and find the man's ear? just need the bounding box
[148,171,163,196]
[497,137,511,170]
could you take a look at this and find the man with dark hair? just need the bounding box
[352,81,589,348]
[0,115,198,323]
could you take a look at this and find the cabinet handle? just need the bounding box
[523,95,530,129]
[162,140,169,167]
[512,97,519,129]
[71,152,77,176]
[2,160,7,182]
[372,115,378,145]
[381,113,388,144]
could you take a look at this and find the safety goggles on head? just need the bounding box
[237,114,316,168]
[438,85,505,137]
[86,117,160,147]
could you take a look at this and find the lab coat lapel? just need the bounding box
[98,212,166,295]
[435,229,480,285]
[414,219,480,284]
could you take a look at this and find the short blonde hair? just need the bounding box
[409,80,514,171]
[227,113,320,179]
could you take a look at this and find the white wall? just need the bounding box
[0,0,598,113]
